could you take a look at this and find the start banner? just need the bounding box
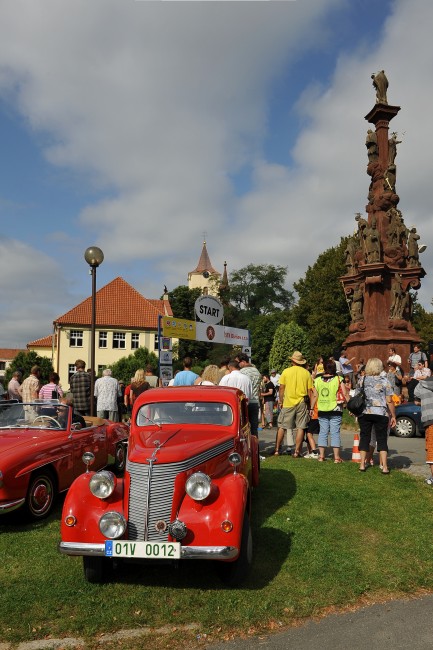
[196,322,250,345]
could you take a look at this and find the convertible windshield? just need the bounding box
[0,401,70,429]
[136,401,233,427]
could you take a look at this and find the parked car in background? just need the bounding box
[0,400,129,519]
[59,386,259,586]
[394,401,424,438]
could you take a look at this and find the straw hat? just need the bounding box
[290,351,307,365]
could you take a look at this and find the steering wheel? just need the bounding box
[32,415,62,428]
[153,416,174,424]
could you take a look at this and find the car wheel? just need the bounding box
[25,470,56,520]
[114,442,126,474]
[217,514,252,586]
[395,416,416,438]
[83,556,112,583]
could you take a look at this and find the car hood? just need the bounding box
[128,426,235,464]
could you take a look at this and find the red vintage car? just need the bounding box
[0,400,129,520]
[59,386,259,585]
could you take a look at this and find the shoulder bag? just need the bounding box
[347,378,366,417]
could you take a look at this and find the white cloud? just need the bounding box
[0,238,71,347]
[0,0,432,350]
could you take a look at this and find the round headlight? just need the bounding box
[89,471,116,499]
[185,472,211,501]
[99,511,127,539]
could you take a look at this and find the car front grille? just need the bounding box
[127,439,234,541]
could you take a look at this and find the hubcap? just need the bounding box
[30,479,52,514]
[396,419,413,437]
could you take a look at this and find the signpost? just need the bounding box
[158,296,251,384]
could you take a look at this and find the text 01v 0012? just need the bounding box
[105,541,181,559]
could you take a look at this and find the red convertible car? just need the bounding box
[59,386,259,585]
[0,400,129,520]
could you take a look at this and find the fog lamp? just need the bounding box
[99,511,127,539]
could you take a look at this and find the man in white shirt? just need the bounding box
[219,360,253,401]
[388,346,402,365]
[94,369,121,421]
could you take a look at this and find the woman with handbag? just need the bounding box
[356,358,396,474]
[313,360,348,463]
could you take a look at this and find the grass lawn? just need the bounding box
[2,459,433,648]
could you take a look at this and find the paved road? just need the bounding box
[258,425,429,478]
[207,593,433,650]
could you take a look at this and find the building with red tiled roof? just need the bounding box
[0,348,26,378]
[188,240,221,296]
[27,277,173,384]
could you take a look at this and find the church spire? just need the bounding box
[190,239,218,275]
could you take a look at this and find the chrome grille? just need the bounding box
[127,439,234,541]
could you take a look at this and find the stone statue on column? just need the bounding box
[366,129,378,162]
[371,70,389,104]
[407,227,421,267]
[388,132,401,166]
[364,218,381,263]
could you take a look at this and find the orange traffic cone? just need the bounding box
[352,432,361,463]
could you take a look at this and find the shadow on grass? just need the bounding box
[109,467,296,590]
[0,494,65,531]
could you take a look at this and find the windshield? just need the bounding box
[0,401,70,429]
[136,401,233,427]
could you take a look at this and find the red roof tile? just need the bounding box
[54,277,173,329]
[0,348,26,360]
[27,335,55,348]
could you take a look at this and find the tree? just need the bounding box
[248,312,290,374]
[227,264,294,326]
[109,347,159,385]
[412,298,433,348]
[167,285,202,320]
[166,285,213,368]
[269,321,311,374]
[5,351,53,385]
[292,238,350,360]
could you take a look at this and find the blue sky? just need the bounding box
[0,0,431,348]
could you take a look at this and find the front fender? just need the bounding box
[177,472,249,552]
[106,422,129,443]
[60,472,125,543]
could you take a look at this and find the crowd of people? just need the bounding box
[1,343,432,476]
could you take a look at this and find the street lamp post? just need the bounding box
[84,246,104,416]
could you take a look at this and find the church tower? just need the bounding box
[188,240,221,296]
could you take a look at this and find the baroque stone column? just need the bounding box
[340,72,426,368]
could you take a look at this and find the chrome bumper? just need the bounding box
[0,498,25,514]
[59,541,238,560]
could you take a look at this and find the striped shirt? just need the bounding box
[39,382,64,400]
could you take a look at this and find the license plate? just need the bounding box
[105,540,180,559]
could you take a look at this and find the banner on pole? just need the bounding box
[162,317,196,340]
[195,322,249,345]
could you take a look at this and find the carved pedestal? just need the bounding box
[341,263,425,367]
